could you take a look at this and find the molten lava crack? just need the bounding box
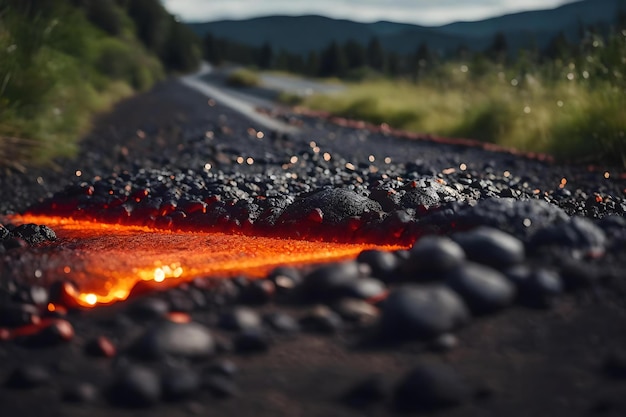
[8,214,404,307]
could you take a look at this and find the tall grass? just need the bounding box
[0,2,164,167]
[296,31,626,167]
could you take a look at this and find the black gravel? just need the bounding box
[1,77,626,416]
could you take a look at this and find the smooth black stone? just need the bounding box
[506,266,563,308]
[452,227,524,268]
[161,367,201,401]
[357,249,400,280]
[301,261,361,302]
[127,297,170,320]
[380,285,469,340]
[267,266,303,291]
[263,311,301,334]
[604,349,626,379]
[343,374,387,408]
[446,263,515,314]
[203,375,239,398]
[131,320,216,360]
[300,305,343,334]
[5,365,51,389]
[234,329,271,353]
[405,236,466,275]
[108,365,161,408]
[394,362,470,411]
[530,216,607,256]
[218,307,262,331]
[0,302,39,328]
[336,277,387,300]
[2,237,28,250]
[430,333,459,352]
[206,360,238,377]
[444,198,569,241]
[239,280,276,304]
[332,298,379,324]
[62,382,98,403]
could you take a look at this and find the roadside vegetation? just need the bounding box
[0,0,201,168]
[204,15,626,166]
[226,68,261,88]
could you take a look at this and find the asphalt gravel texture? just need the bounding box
[1,78,626,416]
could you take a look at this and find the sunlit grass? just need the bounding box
[0,2,164,167]
[297,53,626,166]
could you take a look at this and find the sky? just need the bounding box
[162,0,580,26]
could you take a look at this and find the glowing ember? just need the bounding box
[9,214,405,307]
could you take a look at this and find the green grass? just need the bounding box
[226,68,261,87]
[0,2,165,168]
[293,41,626,167]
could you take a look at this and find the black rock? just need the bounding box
[239,279,276,304]
[452,227,524,268]
[405,236,466,276]
[530,216,607,257]
[5,365,51,389]
[234,329,271,353]
[131,320,216,360]
[442,198,569,241]
[218,307,262,331]
[380,285,470,340]
[11,224,56,245]
[505,266,563,308]
[0,302,40,328]
[203,375,239,398]
[267,266,303,292]
[333,298,379,325]
[279,188,382,226]
[300,305,343,334]
[357,249,400,281]
[336,277,387,300]
[108,365,161,408]
[161,366,201,401]
[0,224,9,241]
[603,349,626,379]
[446,263,516,314]
[343,374,387,408]
[394,362,470,411]
[206,360,238,377]
[301,261,361,302]
[127,297,170,320]
[263,311,301,334]
[62,382,98,403]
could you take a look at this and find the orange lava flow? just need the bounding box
[9,214,406,307]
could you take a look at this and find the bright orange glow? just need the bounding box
[9,214,406,307]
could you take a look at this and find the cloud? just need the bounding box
[162,0,577,25]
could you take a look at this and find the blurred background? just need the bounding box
[0,0,624,168]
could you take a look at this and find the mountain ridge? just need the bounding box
[188,0,624,55]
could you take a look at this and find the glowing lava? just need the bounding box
[8,214,406,307]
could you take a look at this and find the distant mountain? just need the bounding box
[188,0,624,56]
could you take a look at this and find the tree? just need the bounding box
[318,41,347,77]
[543,31,571,61]
[486,31,508,63]
[257,42,273,69]
[367,37,386,72]
[203,33,223,65]
[343,39,366,70]
[412,42,431,80]
[305,51,320,76]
